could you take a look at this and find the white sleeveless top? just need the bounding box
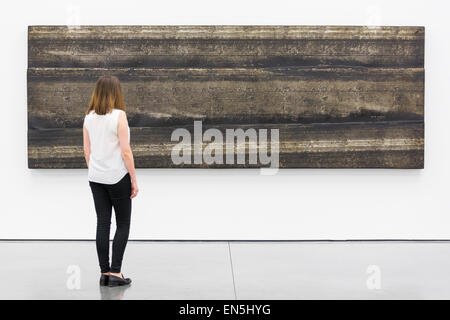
[83,109,129,184]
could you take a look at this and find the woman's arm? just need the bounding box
[118,111,139,199]
[83,125,90,167]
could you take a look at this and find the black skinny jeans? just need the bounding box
[89,173,132,273]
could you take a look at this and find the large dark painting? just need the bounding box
[28,26,424,168]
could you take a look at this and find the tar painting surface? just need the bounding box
[27,26,424,168]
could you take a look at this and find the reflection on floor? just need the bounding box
[1,241,449,300]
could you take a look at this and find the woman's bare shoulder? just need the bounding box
[116,109,127,119]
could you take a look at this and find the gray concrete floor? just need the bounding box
[1,241,450,299]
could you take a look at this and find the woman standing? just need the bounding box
[83,76,139,287]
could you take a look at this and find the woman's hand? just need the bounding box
[131,180,139,199]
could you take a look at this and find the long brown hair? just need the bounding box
[85,76,126,115]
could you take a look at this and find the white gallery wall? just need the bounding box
[0,0,448,240]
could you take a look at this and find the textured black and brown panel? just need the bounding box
[27,26,424,168]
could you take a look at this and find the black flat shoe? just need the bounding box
[108,274,132,287]
[99,274,109,286]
